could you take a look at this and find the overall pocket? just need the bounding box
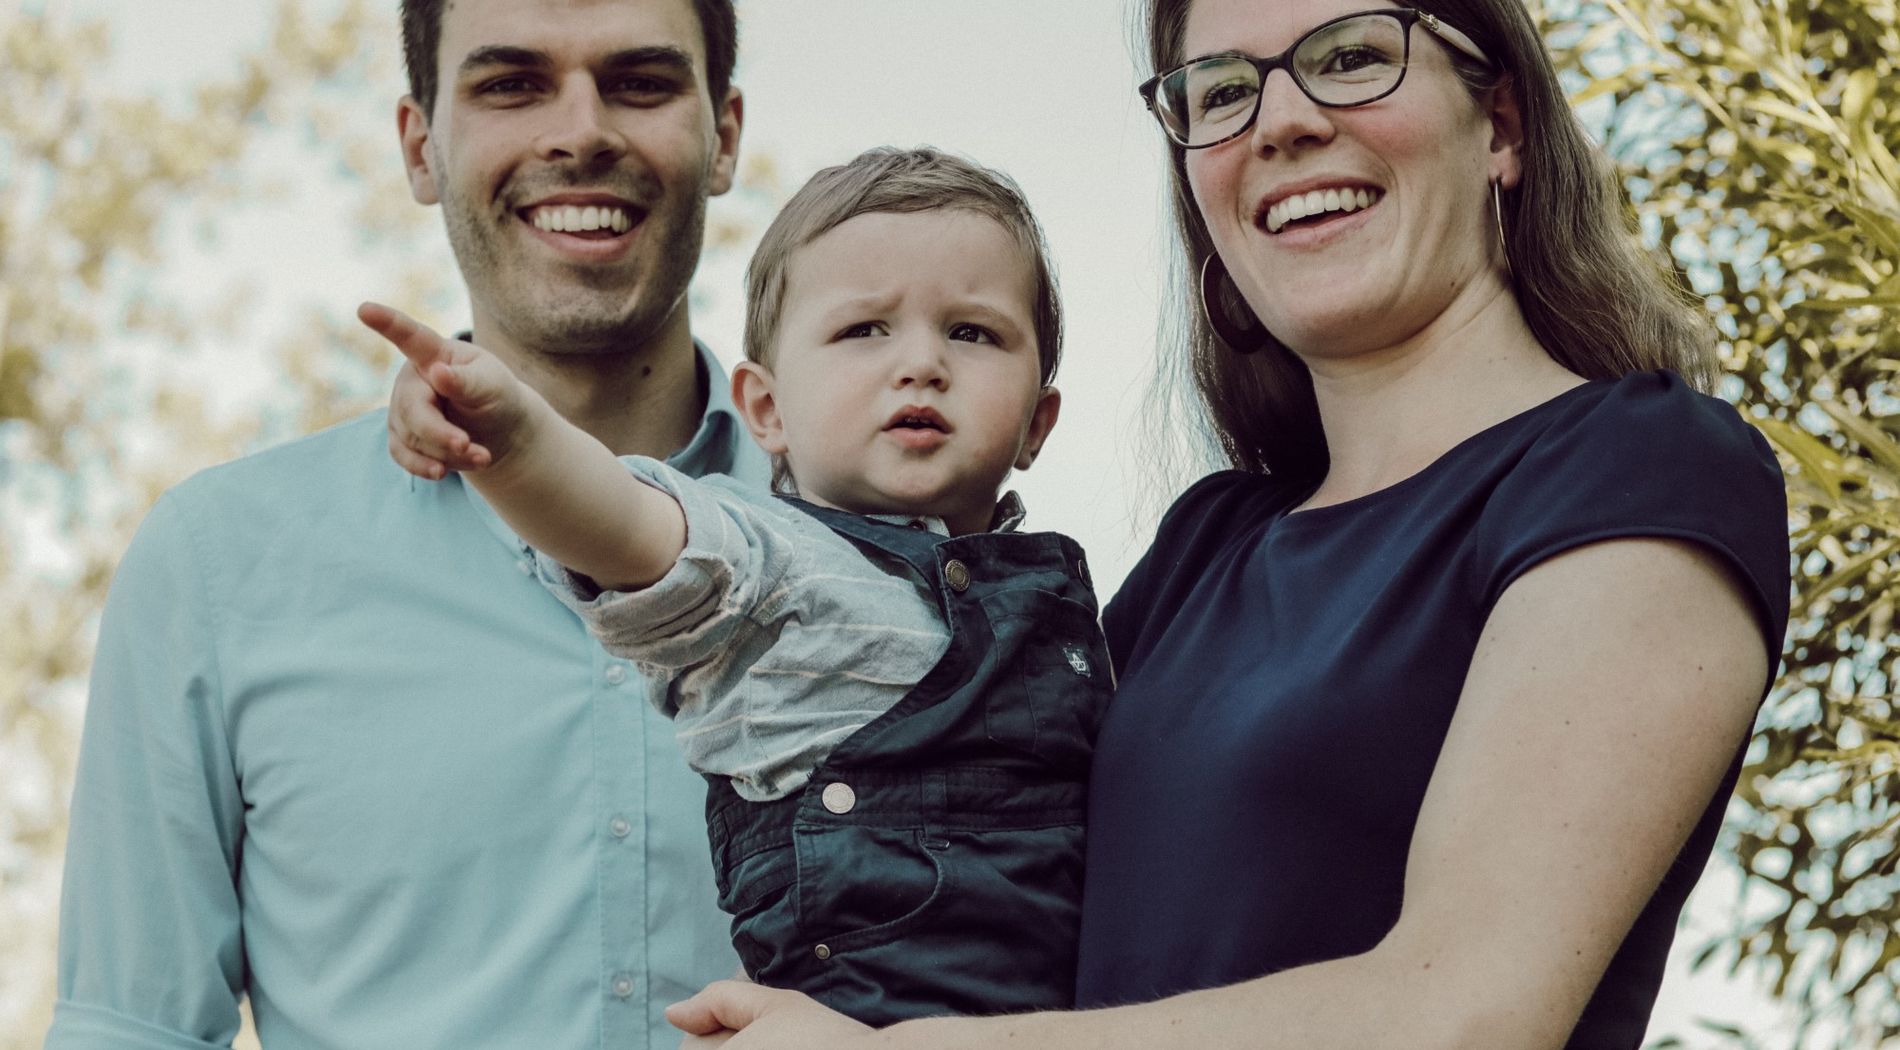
[792,823,948,952]
[977,588,1113,769]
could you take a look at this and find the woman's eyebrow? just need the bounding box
[1177,48,1256,66]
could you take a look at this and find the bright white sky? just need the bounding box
[54,0,1808,1043]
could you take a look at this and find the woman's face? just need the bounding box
[1180,0,1518,363]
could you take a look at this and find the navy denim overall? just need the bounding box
[704,499,1112,1026]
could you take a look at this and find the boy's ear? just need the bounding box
[397,96,440,205]
[731,361,789,455]
[1013,386,1063,471]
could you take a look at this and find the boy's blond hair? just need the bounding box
[743,147,1064,493]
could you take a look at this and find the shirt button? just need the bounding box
[944,559,971,592]
[609,816,631,838]
[611,973,634,999]
[604,664,628,685]
[821,781,857,815]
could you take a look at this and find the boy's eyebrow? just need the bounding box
[458,44,696,78]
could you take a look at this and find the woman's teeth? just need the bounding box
[529,205,634,234]
[1265,188,1381,234]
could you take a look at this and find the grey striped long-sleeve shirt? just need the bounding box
[537,456,1022,802]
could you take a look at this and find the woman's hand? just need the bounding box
[668,981,875,1049]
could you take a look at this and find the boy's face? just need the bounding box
[735,210,1061,535]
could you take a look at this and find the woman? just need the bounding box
[670,0,1790,1046]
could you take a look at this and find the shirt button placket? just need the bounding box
[597,654,647,1046]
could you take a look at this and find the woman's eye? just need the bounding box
[948,323,998,344]
[1319,45,1397,76]
[1197,79,1258,118]
[837,321,887,339]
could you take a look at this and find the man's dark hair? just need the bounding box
[400,0,738,116]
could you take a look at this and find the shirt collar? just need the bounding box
[862,490,1028,537]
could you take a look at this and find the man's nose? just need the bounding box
[536,76,629,166]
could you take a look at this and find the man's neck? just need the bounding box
[471,311,706,460]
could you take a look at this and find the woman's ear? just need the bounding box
[1487,74,1525,190]
[731,361,789,455]
[1014,386,1063,470]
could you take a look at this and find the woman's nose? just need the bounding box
[1248,70,1336,157]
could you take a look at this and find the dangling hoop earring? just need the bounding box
[1491,177,1514,281]
[1199,253,1270,354]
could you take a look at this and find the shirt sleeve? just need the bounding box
[47,491,247,1049]
[533,457,795,688]
[1476,371,1791,675]
[1104,470,1293,678]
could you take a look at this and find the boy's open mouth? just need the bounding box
[885,407,949,433]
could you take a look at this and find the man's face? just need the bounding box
[399,0,741,356]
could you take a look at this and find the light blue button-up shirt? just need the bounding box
[49,346,767,1050]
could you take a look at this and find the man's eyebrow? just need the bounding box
[458,45,551,76]
[597,46,695,74]
[457,44,696,78]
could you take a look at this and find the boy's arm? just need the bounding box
[359,302,684,591]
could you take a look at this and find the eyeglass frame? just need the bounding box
[1137,8,1496,150]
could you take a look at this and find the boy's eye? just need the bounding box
[948,323,998,344]
[836,321,888,339]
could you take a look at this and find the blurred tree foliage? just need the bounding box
[1545,0,1900,1045]
[0,1,434,1044]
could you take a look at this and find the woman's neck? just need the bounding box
[1295,282,1583,512]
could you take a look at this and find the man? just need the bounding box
[47,0,759,1046]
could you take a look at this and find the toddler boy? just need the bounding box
[363,148,1108,1026]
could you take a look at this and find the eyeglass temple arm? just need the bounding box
[1418,11,1493,68]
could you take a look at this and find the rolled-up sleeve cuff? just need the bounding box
[530,456,756,659]
[45,1000,233,1050]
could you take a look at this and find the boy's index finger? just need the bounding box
[357,301,457,370]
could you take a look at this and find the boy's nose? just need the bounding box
[893,333,950,389]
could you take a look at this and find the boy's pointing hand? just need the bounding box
[359,301,536,480]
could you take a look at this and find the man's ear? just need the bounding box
[1486,75,1525,190]
[731,360,788,455]
[708,86,744,198]
[1014,386,1063,471]
[397,95,440,205]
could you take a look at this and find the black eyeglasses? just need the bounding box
[1139,9,1493,149]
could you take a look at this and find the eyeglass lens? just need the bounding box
[1159,13,1409,147]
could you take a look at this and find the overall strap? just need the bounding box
[774,496,947,584]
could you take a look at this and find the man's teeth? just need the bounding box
[530,205,634,234]
[1265,188,1381,234]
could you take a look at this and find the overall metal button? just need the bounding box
[821,781,857,814]
[944,559,971,592]
[814,944,832,960]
